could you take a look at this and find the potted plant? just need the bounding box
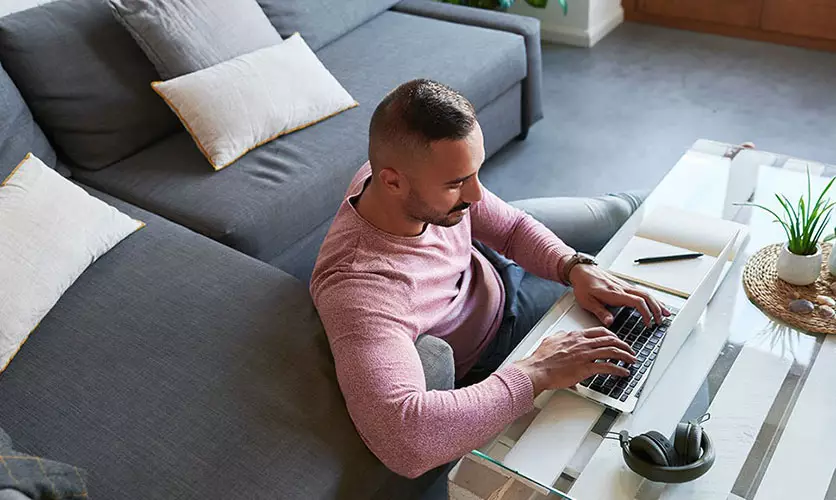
[825,228,836,276]
[743,168,836,286]
[440,0,568,14]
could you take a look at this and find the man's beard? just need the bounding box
[405,190,470,228]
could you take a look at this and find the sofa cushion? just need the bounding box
[70,11,526,264]
[256,0,398,51]
[152,35,358,171]
[0,62,55,179]
[0,0,180,170]
[0,186,401,499]
[0,153,144,374]
[107,0,283,79]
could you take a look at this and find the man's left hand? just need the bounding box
[569,264,669,327]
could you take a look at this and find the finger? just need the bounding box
[590,334,634,355]
[615,280,670,316]
[629,295,654,326]
[581,296,615,326]
[602,290,653,326]
[586,361,631,378]
[628,287,663,325]
[582,326,618,339]
[586,346,637,365]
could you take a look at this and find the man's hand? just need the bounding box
[569,264,669,328]
[514,327,636,396]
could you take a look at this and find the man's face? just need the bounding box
[403,123,486,228]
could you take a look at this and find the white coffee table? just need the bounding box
[449,139,836,500]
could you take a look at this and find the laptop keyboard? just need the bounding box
[579,307,675,402]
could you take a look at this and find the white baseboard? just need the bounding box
[540,24,591,47]
[540,5,624,47]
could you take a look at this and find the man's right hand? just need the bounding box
[514,327,636,397]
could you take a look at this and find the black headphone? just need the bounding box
[615,413,715,483]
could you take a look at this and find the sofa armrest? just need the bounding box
[392,0,543,133]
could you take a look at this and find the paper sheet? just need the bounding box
[609,238,718,298]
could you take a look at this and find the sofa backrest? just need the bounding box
[0,61,56,179]
[256,0,400,51]
[0,0,180,171]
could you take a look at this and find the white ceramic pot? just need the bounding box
[777,243,822,286]
[829,245,836,277]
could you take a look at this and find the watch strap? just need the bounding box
[561,252,597,285]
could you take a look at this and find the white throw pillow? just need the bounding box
[0,153,144,373]
[152,33,358,171]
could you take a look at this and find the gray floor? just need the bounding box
[481,22,836,203]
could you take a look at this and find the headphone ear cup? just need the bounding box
[674,423,705,465]
[629,431,677,467]
[686,424,703,463]
[674,423,690,466]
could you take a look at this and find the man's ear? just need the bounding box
[378,168,404,194]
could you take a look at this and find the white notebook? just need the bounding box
[608,206,748,298]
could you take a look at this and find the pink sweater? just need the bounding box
[310,163,574,478]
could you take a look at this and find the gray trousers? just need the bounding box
[416,192,646,392]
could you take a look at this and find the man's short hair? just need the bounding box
[369,79,477,167]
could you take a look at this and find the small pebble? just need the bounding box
[789,299,815,313]
[816,295,836,306]
[793,290,802,299]
[820,305,836,319]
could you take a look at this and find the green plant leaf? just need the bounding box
[775,194,799,242]
[811,201,836,239]
[812,211,833,247]
[775,194,797,240]
[810,177,836,222]
[798,170,836,253]
[524,0,567,14]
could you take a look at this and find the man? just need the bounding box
[310,79,668,479]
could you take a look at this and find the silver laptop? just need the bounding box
[538,231,739,413]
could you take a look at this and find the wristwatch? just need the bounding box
[560,252,598,286]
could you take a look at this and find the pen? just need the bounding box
[634,252,704,264]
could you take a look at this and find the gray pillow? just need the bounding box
[0,61,56,180]
[256,0,399,51]
[0,0,180,170]
[0,427,88,499]
[107,0,283,79]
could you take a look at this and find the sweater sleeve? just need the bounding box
[312,273,534,478]
[471,186,575,283]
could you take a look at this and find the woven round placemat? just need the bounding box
[743,242,836,334]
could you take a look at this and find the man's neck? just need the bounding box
[354,180,425,237]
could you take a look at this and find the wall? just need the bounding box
[509,0,623,47]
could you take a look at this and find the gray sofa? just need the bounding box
[0,0,543,498]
